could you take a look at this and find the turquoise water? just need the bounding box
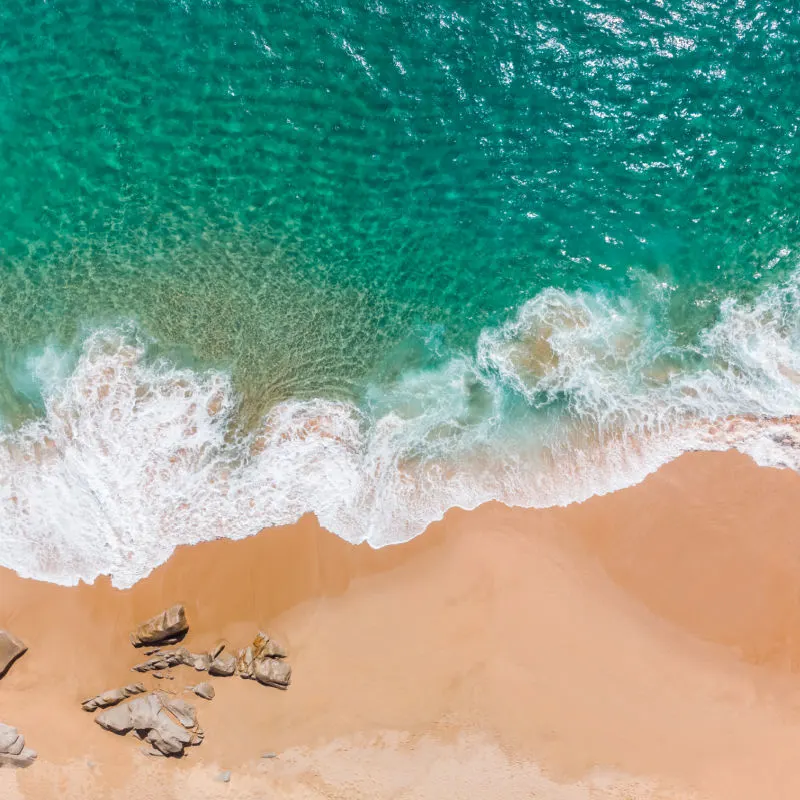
[2,0,800,585]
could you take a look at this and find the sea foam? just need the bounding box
[4,275,800,587]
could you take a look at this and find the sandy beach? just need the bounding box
[3,450,800,798]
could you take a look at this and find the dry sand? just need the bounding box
[2,450,800,798]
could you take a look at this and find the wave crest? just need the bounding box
[5,275,800,587]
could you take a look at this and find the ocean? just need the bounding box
[1,0,799,586]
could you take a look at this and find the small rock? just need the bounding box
[132,655,176,673]
[132,646,203,673]
[81,683,146,712]
[215,770,231,783]
[253,632,287,659]
[209,652,236,677]
[254,657,292,689]
[261,752,278,759]
[174,647,194,666]
[208,641,226,661]
[192,653,211,672]
[0,631,27,679]
[130,605,189,648]
[236,646,255,679]
[0,723,25,756]
[192,682,215,701]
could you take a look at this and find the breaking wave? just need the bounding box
[5,272,800,587]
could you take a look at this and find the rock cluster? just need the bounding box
[0,606,292,767]
[81,605,292,758]
[129,631,291,689]
[237,632,292,689]
[95,692,204,757]
[0,723,37,769]
[132,647,209,673]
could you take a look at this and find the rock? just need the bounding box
[149,703,197,754]
[254,657,292,689]
[0,631,27,679]
[238,633,290,685]
[0,749,37,769]
[0,724,24,755]
[208,641,226,661]
[209,652,236,677]
[162,697,197,729]
[145,719,192,757]
[253,632,286,659]
[192,682,215,700]
[236,646,255,679]
[95,692,203,758]
[0,721,39,769]
[132,646,202,673]
[132,655,174,672]
[81,683,146,712]
[191,653,211,672]
[128,693,164,730]
[130,605,188,647]
[95,704,135,735]
[261,752,278,759]
[215,770,231,783]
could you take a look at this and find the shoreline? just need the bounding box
[3,450,800,797]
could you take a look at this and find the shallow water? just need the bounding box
[2,0,800,585]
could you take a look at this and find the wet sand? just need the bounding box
[3,450,800,798]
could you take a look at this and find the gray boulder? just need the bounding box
[254,657,292,689]
[128,693,164,730]
[236,632,291,688]
[209,652,236,677]
[143,721,201,756]
[163,697,197,729]
[96,704,135,735]
[0,724,24,755]
[0,723,37,769]
[192,682,215,700]
[0,631,27,679]
[130,605,189,647]
[95,692,203,758]
[191,653,211,672]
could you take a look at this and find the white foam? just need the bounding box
[4,274,800,587]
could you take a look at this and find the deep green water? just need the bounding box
[2,0,800,585]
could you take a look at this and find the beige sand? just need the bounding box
[2,450,800,798]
